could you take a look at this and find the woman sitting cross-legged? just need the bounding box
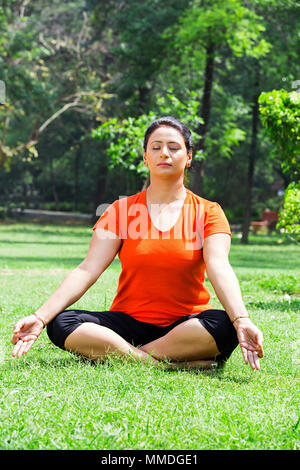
[11,116,264,371]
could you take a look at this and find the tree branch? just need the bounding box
[1,112,10,145]
[76,11,89,58]
[38,32,56,55]
[38,98,81,134]
[19,0,30,18]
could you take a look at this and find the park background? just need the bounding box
[0,0,299,451]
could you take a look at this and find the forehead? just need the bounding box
[148,126,184,144]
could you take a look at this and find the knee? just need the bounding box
[46,310,81,350]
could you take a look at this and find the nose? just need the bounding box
[160,145,170,158]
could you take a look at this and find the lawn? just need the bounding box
[0,222,299,450]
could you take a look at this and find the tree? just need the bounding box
[164,0,270,195]
[277,182,300,243]
[236,0,300,243]
[0,0,110,170]
[0,0,117,212]
[259,88,300,243]
[241,59,261,244]
[259,89,300,182]
[87,0,189,116]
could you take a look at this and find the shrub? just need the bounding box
[277,182,300,243]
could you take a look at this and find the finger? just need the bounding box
[12,340,23,357]
[11,334,19,345]
[12,333,24,345]
[256,333,264,357]
[254,329,263,344]
[23,340,35,354]
[247,350,255,370]
[247,350,257,370]
[240,345,248,364]
[242,343,258,352]
[17,340,28,358]
[243,341,263,356]
[239,337,258,351]
[257,344,264,358]
[253,351,260,370]
[21,334,38,342]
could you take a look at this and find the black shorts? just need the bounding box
[47,309,239,365]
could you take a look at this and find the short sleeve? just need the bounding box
[93,200,121,237]
[204,202,231,238]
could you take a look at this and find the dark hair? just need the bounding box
[143,116,193,154]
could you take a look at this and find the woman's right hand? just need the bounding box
[11,314,44,358]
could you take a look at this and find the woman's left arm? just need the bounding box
[203,233,264,370]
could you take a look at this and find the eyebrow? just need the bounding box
[150,140,181,144]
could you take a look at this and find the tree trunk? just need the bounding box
[138,86,148,113]
[49,155,59,211]
[191,40,215,196]
[93,165,108,218]
[74,144,81,212]
[241,60,260,244]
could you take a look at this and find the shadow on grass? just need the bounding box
[231,234,295,246]
[3,350,249,381]
[0,256,121,270]
[156,362,251,383]
[0,239,89,246]
[209,370,252,384]
[230,254,297,271]
[0,256,84,268]
[3,352,254,385]
[0,224,90,238]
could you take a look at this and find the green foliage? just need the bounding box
[170,0,271,58]
[259,89,300,242]
[92,114,155,179]
[88,0,188,115]
[0,0,110,169]
[259,89,300,181]
[277,182,300,243]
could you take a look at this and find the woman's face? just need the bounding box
[143,126,192,178]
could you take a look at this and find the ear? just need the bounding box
[143,150,148,166]
[186,151,192,167]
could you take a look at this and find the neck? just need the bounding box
[146,176,186,204]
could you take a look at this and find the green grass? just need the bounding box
[0,222,299,450]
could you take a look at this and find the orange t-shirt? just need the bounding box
[93,188,231,326]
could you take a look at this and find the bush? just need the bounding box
[277,182,300,243]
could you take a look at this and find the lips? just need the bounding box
[157,163,172,167]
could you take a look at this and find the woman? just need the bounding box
[11,116,264,371]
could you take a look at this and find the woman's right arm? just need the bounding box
[32,228,121,325]
[11,228,121,357]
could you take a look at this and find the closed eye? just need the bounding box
[152,147,179,151]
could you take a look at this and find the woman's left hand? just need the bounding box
[234,317,264,370]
